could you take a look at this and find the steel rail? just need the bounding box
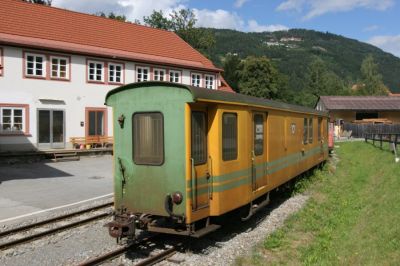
[0,202,113,238]
[77,236,156,266]
[0,212,110,250]
[134,245,178,266]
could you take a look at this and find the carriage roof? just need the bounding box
[105,82,328,116]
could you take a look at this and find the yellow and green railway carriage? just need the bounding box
[105,82,329,240]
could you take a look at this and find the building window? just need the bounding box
[191,112,207,165]
[222,113,238,161]
[108,63,123,84]
[303,118,308,144]
[308,118,313,144]
[154,69,166,81]
[0,48,3,76]
[169,70,181,83]
[25,53,46,77]
[133,112,164,165]
[254,114,264,156]
[88,60,104,82]
[205,75,215,89]
[136,66,149,82]
[191,73,201,87]
[50,56,69,80]
[0,106,26,134]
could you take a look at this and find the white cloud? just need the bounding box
[193,9,244,29]
[247,20,289,32]
[277,0,395,20]
[234,0,250,8]
[52,0,186,21]
[52,0,288,33]
[363,25,379,32]
[368,35,400,57]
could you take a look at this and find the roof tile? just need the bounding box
[0,0,219,72]
[320,96,400,111]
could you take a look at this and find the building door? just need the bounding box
[86,108,106,137]
[37,109,65,149]
[191,109,210,210]
[252,112,267,191]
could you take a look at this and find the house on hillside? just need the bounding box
[315,96,400,137]
[0,0,233,151]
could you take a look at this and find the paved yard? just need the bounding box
[0,155,113,224]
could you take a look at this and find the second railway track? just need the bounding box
[0,201,113,250]
[77,234,183,266]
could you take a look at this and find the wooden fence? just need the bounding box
[364,133,400,151]
[343,123,400,138]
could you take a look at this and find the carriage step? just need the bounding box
[191,224,221,238]
[52,152,80,162]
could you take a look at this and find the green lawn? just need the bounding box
[237,141,400,265]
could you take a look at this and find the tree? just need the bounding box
[24,0,52,5]
[143,9,215,57]
[357,55,389,95]
[299,57,350,107]
[97,12,127,22]
[237,56,280,99]
[143,10,171,30]
[222,53,241,92]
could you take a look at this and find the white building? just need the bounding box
[0,0,232,151]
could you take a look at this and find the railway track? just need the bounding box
[77,235,183,266]
[0,202,113,250]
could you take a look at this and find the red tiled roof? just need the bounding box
[218,76,235,93]
[0,0,221,73]
[319,96,400,111]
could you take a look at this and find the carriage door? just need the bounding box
[252,113,267,191]
[191,110,210,210]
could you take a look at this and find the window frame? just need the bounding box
[153,68,166,81]
[222,112,238,161]
[169,69,181,83]
[50,55,70,81]
[108,62,124,84]
[136,66,150,82]
[205,74,215,89]
[308,118,313,144]
[191,111,208,165]
[318,117,322,141]
[191,72,202,87]
[0,47,3,77]
[253,113,264,156]
[0,104,30,136]
[24,52,46,79]
[303,118,308,145]
[132,111,165,166]
[87,59,105,83]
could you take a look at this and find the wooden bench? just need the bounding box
[70,136,113,149]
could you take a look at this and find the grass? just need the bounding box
[236,141,400,266]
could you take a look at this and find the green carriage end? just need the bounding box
[106,82,195,218]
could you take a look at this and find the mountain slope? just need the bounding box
[209,29,400,93]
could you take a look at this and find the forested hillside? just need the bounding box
[209,29,400,94]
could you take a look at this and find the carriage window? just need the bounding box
[303,118,308,144]
[133,112,164,165]
[222,113,237,161]
[191,112,207,165]
[308,118,313,144]
[254,114,264,156]
[318,118,322,141]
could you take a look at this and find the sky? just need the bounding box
[52,0,400,58]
